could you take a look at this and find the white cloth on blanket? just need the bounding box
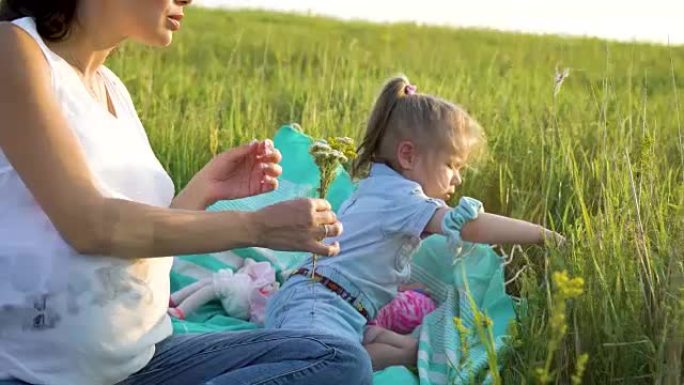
[170,259,279,324]
[214,259,279,323]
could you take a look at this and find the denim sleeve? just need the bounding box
[441,196,484,252]
[382,193,446,238]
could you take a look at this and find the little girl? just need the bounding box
[265,76,564,370]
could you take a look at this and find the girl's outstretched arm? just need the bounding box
[426,206,564,246]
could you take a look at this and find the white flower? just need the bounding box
[554,67,570,97]
[329,149,348,163]
[311,140,330,150]
[310,141,332,157]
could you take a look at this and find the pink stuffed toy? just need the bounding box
[168,258,279,324]
[372,288,436,334]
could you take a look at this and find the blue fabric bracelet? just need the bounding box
[441,196,484,254]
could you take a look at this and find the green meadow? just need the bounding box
[108,7,684,384]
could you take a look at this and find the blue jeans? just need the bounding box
[266,275,369,343]
[0,329,373,385]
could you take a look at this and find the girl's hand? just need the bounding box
[173,140,282,210]
[543,230,566,247]
[251,198,343,256]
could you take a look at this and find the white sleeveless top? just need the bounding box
[0,18,176,385]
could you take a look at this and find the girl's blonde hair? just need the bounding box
[352,75,484,178]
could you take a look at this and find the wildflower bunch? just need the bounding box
[309,136,357,273]
[310,137,356,196]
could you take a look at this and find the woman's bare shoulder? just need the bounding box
[0,21,49,71]
[0,21,31,46]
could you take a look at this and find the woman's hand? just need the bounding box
[250,198,343,256]
[172,140,282,210]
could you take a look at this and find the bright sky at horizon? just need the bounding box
[196,0,684,46]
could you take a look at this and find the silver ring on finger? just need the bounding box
[322,224,330,239]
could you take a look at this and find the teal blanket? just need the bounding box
[170,124,515,385]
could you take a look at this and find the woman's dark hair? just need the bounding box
[0,0,77,41]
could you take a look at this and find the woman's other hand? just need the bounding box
[172,139,282,210]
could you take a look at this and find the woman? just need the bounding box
[0,1,372,384]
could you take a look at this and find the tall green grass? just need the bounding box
[108,8,684,384]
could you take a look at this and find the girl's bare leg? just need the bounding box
[363,325,418,370]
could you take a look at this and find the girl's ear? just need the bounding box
[396,140,417,170]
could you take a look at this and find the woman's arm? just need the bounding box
[0,24,340,259]
[78,197,339,258]
[171,184,208,211]
[426,207,563,246]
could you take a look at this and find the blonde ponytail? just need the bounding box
[352,75,484,179]
[352,75,412,178]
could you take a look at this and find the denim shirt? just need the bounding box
[304,163,446,316]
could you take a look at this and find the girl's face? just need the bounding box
[82,0,192,46]
[412,147,464,202]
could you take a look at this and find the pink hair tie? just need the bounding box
[404,84,417,96]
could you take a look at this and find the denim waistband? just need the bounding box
[293,265,378,321]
